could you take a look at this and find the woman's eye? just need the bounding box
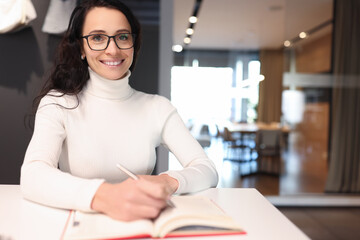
[91,35,106,42]
[117,34,129,41]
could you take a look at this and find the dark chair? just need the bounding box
[255,129,282,175]
[192,123,212,149]
[223,127,255,163]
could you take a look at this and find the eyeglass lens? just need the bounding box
[87,33,134,50]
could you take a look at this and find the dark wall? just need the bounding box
[130,25,159,94]
[0,0,53,184]
[0,0,159,184]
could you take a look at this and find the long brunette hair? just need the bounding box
[32,0,142,111]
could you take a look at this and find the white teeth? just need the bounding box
[103,61,121,66]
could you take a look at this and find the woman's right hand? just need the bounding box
[91,178,170,221]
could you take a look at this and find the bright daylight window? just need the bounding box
[169,61,261,170]
[171,66,233,125]
[247,60,261,122]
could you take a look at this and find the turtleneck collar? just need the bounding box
[84,67,134,100]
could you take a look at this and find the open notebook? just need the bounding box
[61,195,245,239]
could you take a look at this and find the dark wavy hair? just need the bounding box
[32,0,141,112]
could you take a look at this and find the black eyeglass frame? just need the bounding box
[81,33,136,51]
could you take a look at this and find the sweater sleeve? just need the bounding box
[157,98,219,194]
[20,95,104,211]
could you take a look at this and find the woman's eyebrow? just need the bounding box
[87,29,106,35]
[115,29,131,33]
[86,29,131,35]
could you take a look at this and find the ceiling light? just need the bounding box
[186,28,194,35]
[284,40,291,47]
[184,37,191,44]
[172,45,183,53]
[189,16,198,23]
[299,32,308,39]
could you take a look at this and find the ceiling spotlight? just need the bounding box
[184,37,191,44]
[172,45,183,53]
[299,32,308,39]
[284,40,291,47]
[189,16,198,23]
[186,28,194,35]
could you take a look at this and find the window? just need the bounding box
[171,66,233,124]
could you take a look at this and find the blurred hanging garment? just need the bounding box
[0,0,37,34]
[42,0,77,35]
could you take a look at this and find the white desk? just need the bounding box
[0,185,309,240]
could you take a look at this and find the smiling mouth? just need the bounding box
[101,60,123,66]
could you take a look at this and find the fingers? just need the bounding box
[119,178,171,220]
[120,178,169,219]
[135,177,172,200]
[120,203,164,221]
[125,181,167,209]
[92,178,173,221]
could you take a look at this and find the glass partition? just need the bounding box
[170,0,360,198]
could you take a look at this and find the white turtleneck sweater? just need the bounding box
[20,68,218,212]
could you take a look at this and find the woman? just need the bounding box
[20,0,218,221]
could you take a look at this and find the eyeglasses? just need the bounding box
[82,33,136,51]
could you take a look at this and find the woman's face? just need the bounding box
[82,7,134,80]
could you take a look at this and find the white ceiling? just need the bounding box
[173,0,333,50]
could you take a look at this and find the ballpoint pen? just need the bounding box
[72,210,80,227]
[116,163,176,208]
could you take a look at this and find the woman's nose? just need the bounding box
[105,38,119,54]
